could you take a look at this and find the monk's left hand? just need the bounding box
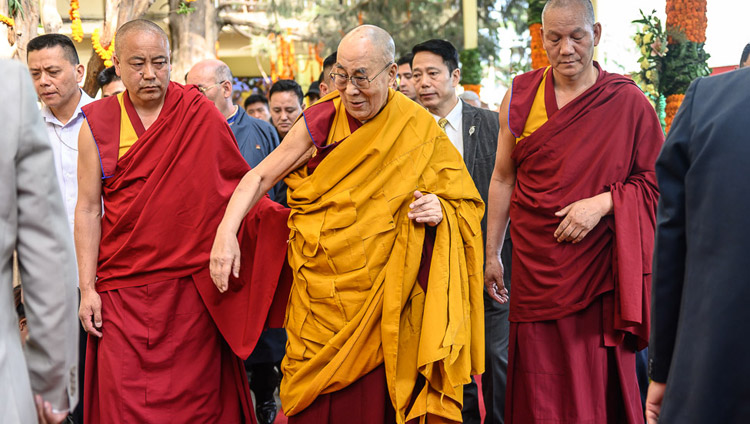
[554,192,613,243]
[408,191,443,226]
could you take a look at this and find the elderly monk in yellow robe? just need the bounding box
[210,25,484,424]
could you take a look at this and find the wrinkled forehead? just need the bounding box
[118,31,170,60]
[335,39,386,75]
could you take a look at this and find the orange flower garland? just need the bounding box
[665,94,684,134]
[0,13,14,28]
[69,0,83,42]
[463,84,481,96]
[666,0,707,43]
[92,29,115,67]
[529,23,549,70]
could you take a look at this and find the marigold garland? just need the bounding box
[69,0,83,42]
[92,29,115,67]
[665,93,684,134]
[0,13,14,28]
[666,0,707,44]
[462,84,481,96]
[529,23,549,70]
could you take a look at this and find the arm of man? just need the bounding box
[75,120,104,337]
[15,62,78,419]
[210,118,315,292]
[484,90,515,304]
[645,77,697,424]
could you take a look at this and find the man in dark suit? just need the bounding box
[648,67,750,424]
[412,39,511,424]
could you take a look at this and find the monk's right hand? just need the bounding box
[484,258,509,304]
[34,394,68,424]
[210,230,241,293]
[79,289,103,337]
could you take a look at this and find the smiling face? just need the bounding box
[113,30,171,107]
[27,46,84,112]
[334,36,396,122]
[541,5,601,80]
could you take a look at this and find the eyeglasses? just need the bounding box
[197,80,227,94]
[329,62,393,90]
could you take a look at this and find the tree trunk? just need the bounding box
[82,0,157,97]
[5,0,40,63]
[169,0,219,84]
[39,0,62,34]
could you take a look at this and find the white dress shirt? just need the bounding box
[41,89,94,232]
[431,99,464,157]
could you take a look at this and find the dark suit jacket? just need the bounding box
[651,67,750,423]
[460,100,498,237]
[460,101,512,282]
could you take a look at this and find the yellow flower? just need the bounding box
[641,45,649,56]
[643,33,654,44]
[640,58,650,70]
[646,84,656,94]
[634,34,642,45]
[645,70,655,81]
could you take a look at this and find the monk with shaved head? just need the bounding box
[211,24,485,423]
[76,19,290,423]
[485,0,663,422]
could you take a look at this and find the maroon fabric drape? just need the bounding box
[507,64,662,349]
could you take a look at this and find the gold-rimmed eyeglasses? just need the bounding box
[329,62,393,90]
[197,80,227,94]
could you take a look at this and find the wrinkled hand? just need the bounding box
[210,229,241,293]
[484,258,509,304]
[553,195,609,243]
[408,191,443,226]
[35,394,68,424]
[645,381,666,424]
[79,289,102,337]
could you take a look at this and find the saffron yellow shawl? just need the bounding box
[281,90,485,423]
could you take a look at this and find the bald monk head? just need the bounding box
[186,59,235,119]
[332,25,398,122]
[113,19,171,107]
[540,0,601,80]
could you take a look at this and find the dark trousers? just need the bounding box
[463,237,512,424]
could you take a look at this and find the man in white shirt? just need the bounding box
[27,34,95,232]
[27,33,94,424]
[412,38,509,424]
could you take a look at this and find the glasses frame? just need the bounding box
[329,62,394,90]
[197,80,227,94]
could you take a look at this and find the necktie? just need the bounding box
[438,118,449,132]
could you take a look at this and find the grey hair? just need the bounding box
[542,0,596,28]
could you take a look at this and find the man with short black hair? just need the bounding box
[96,66,125,98]
[396,53,417,101]
[245,94,271,121]
[412,37,508,424]
[268,79,304,139]
[739,43,750,68]
[305,81,320,105]
[27,33,94,231]
[318,51,337,97]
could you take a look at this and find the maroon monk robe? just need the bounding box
[504,64,662,423]
[81,82,291,423]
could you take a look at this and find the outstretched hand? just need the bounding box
[209,229,241,293]
[408,191,443,226]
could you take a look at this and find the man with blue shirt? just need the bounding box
[187,59,284,205]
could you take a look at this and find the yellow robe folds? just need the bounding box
[281,90,485,423]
